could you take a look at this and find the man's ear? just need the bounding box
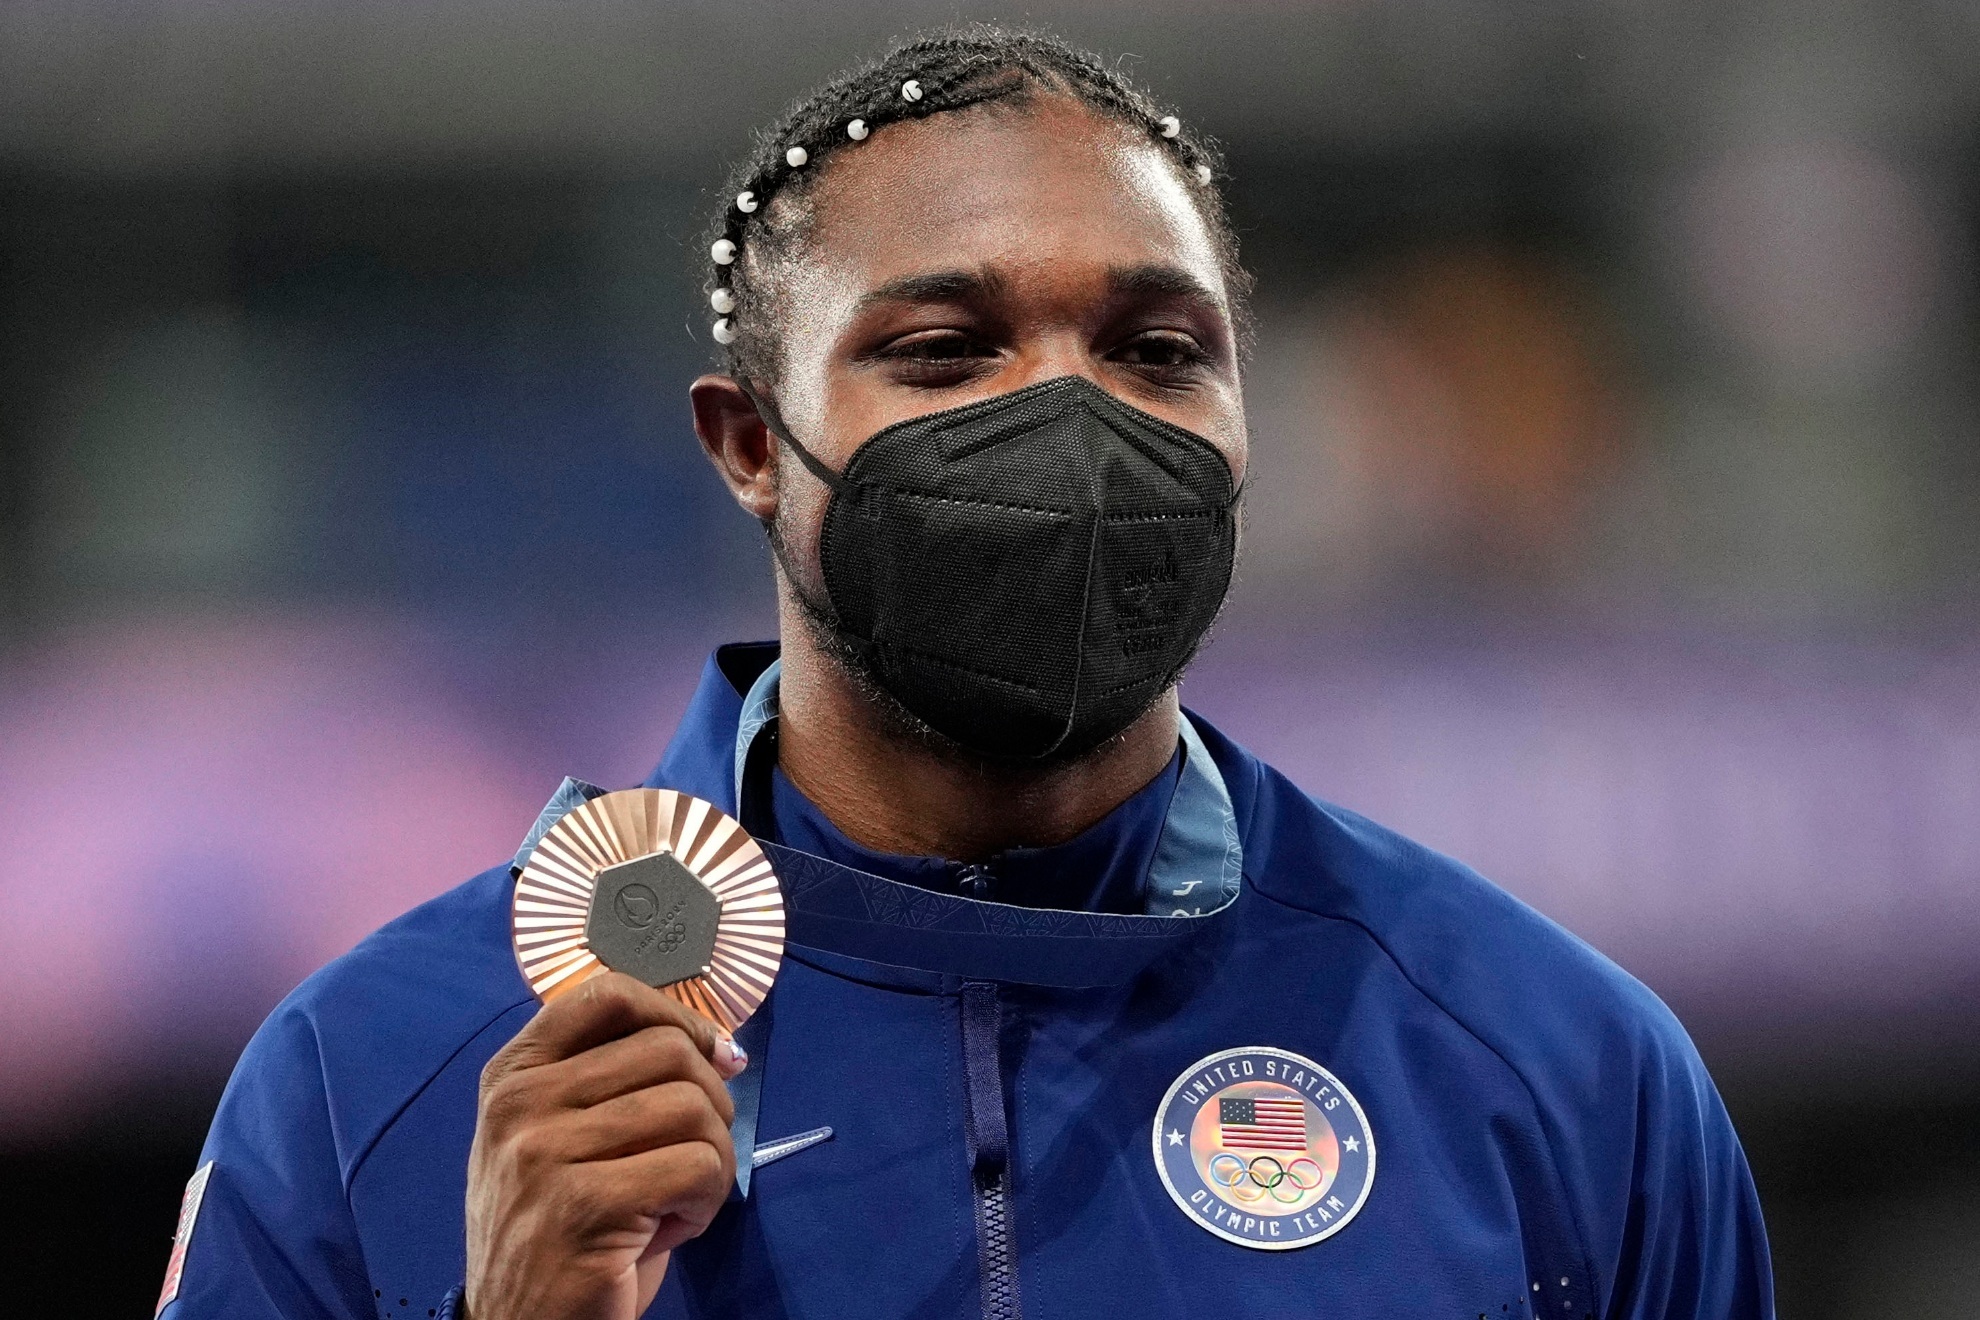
[690,374,778,521]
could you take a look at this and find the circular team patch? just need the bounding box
[1152,1046,1376,1250]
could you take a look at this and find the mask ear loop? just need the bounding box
[737,380,849,495]
[736,379,869,651]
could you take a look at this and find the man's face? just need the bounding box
[755,94,1248,574]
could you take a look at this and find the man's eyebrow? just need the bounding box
[853,268,1007,314]
[848,263,1224,317]
[1106,263,1226,311]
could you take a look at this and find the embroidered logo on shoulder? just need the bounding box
[156,1161,213,1315]
[1152,1047,1375,1251]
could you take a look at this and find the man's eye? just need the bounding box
[1114,332,1210,370]
[881,332,993,362]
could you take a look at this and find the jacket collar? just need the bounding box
[640,643,1243,989]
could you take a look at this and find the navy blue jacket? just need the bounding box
[168,643,1772,1319]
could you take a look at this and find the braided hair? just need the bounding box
[704,25,1249,389]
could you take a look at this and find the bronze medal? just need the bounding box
[510,788,785,1032]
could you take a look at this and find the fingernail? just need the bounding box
[713,1034,748,1077]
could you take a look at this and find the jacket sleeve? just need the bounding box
[162,1000,380,1320]
[1599,1024,1776,1320]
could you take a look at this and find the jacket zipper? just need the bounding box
[955,862,995,901]
[960,981,1022,1320]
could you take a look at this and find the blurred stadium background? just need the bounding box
[3,2,1978,1314]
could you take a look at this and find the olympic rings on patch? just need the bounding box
[1246,1156,1286,1189]
[1201,1148,1326,1203]
[1268,1176,1306,1203]
[1208,1154,1248,1187]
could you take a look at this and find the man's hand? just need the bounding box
[465,973,747,1320]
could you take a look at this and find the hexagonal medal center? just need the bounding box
[585,850,723,988]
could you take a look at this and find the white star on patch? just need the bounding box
[1167,1129,1185,1147]
[1343,1136,1360,1152]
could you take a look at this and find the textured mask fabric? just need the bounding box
[781,376,1238,760]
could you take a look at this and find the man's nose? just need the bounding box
[1005,335,1109,396]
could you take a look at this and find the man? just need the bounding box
[164,28,1773,1320]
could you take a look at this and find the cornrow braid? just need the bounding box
[703,24,1248,389]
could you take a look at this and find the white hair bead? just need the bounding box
[712,318,737,345]
[847,118,869,141]
[711,238,737,265]
[1194,164,1213,185]
[710,287,736,314]
[785,145,809,168]
[735,190,758,213]
[901,79,923,102]
[1159,115,1181,139]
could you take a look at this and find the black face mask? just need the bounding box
[761,375,1240,761]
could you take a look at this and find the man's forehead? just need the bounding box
[798,101,1226,309]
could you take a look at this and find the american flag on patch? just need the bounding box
[1219,1095,1308,1151]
